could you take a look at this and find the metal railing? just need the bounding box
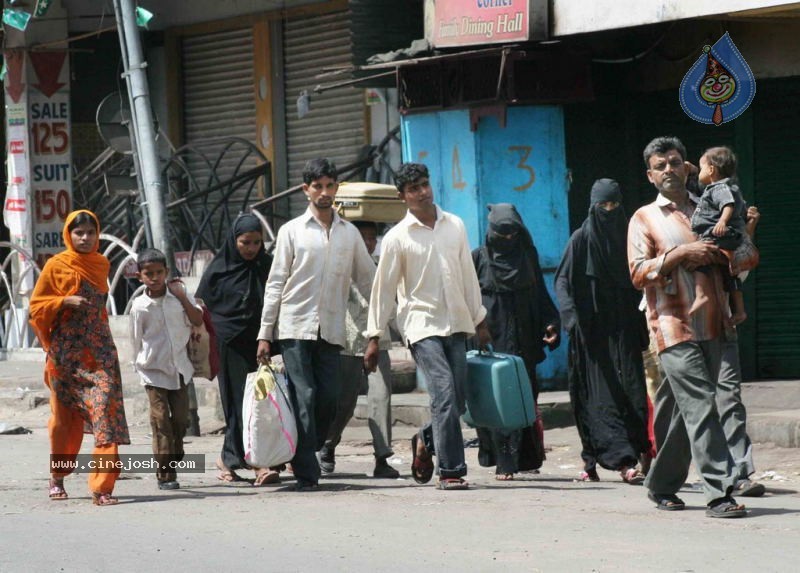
[1,128,402,350]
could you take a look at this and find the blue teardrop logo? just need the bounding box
[679,32,756,126]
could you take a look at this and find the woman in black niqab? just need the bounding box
[196,213,277,484]
[472,204,561,479]
[196,214,271,342]
[554,179,650,483]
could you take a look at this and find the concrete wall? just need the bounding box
[600,19,800,93]
[551,0,799,36]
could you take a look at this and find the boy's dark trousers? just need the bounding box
[146,378,189,482]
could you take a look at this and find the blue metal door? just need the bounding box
[401,106,569,388]
[400,110,482,242]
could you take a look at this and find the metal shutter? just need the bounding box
[283,10,366,216]
[181,27,257,184]
[752,78,800,378]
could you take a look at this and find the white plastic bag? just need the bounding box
[243,363,297,469]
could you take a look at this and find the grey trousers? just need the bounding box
[411,334,468,479]
[650,340,755,482]
[645,339,737,503]
[323,350,394,460]
[718,340,755,480]
[281,338,341,486]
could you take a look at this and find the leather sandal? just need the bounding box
[648,491,685,511]
[437,477,469,491]
[706,497,747,518]
[216,458,244,483]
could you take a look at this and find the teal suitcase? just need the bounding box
[463,349,535,430]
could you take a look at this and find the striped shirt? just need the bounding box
[627,192,758,353]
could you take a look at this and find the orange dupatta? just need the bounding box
[29,210,110,351]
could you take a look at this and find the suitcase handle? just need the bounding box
[477,344,495,356]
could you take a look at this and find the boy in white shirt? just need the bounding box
[130,249,204,490]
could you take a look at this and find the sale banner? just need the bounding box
[3,49,35,294]
[27,50,72,268]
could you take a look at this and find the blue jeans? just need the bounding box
[410,334,468,479]
[281,338,341,486]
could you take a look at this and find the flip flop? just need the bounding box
[437,477,469,491]
[648,491,685,511]
[411,433,434,484]
[495,473,514,481]
[253,470,280,487]
[216,459,244,483]
[577,469,600,482]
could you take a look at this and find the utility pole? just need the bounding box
[112,0,172,264]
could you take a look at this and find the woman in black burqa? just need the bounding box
[554,179,650,483]
[196,213,277,485]
[472,203,560,480]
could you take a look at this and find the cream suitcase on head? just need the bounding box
[335,182,406,223]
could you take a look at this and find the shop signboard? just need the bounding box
[429,0,534,47]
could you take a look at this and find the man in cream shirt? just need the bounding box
[365,163,491,490]
[257,158,375,491]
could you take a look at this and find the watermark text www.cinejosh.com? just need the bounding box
[50,454,205,473]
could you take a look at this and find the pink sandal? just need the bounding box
[49,478,68,500]
[92,492,119,506]
[621,467,645,485]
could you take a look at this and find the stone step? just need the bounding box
[349,390,573,431]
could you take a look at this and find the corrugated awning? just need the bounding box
[313,43,521,93]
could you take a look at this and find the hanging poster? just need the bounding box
[3,49,34,294]
[27,50,72,268]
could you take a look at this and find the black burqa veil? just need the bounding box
[554,179,650,474]
[196,213,272,343]
[472,203,560,475]
[196,214,272,471]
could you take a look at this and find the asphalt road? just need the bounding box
[1,421,799,573]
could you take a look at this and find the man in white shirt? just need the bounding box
[365,163,491,490]
[256,158,375,490]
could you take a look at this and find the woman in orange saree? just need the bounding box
[29,210,130,506]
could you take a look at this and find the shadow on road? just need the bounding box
[746,506,800,517]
